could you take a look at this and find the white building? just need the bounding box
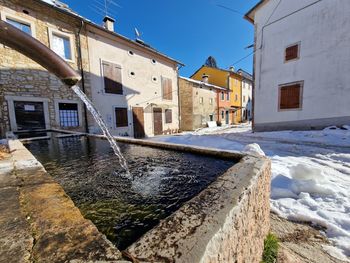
[87,18,182,138]
[237,69,253,122]
[245,0,350,131]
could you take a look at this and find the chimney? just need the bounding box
[202,74,209,83]
[229,66,235,72]
[103,16,115,32]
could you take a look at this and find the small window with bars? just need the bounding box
[279,82,303,110]
[285,43,300,62]
[59,103,79,127]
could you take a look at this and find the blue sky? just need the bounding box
[63,0,259,76]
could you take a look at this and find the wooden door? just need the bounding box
[153,108,163,136]
[132,107,145,138]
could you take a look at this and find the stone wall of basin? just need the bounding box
[126,154,271,263]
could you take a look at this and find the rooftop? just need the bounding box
[180,76,227,91]
[37,0,183,66]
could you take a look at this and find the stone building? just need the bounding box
[0,0,92,137]
[179,76,225,131]
[191,66,242,125]
[0,0,183,139]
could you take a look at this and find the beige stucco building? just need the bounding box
[0,0,92,137]
[179,76,225,131]
[86,21,182,138]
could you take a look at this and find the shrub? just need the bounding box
[262,233,279,263]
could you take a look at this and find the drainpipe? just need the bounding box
[176,65,181,133]
[77,20,89,133]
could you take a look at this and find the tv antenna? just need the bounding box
[89,0,121,18]
[134,28,142,40]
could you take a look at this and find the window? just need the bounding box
[59,103,79,127]
[226,92,230,101]
[51,33,72,60]
[128,50,134,56]
[165,109,172,123]
[209,98,213,105]
[235,94,238,101]
[279,82,303,110]
[285,43,299,62]
[221,111,224,119]
[102,61,123,95]
[151,59,157,64]
[221,92,224,101]
[115,107,128,127]
[6,18,31,35]
[199,97,203,104]
[162,77,172,100]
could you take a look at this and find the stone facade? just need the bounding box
[0,0,92,137]
[179,77,222,131]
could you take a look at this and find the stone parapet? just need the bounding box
[0,139,126,262]
[127,155,271,263]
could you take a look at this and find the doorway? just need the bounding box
[132,107,145,138]
[153,107,163,135]
[225,110,229,125]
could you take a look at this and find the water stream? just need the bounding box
[72,85,130,177]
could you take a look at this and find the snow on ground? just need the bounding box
[152,124,350,261]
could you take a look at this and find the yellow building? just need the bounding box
[229,71,243,123]
[191,66,242,124]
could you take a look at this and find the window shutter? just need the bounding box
[115,108,128,127]
[280,83,302,110]
[165,109,172,123]
[103,61,123,94]
[162,77,172,100]
[285,44,299,61]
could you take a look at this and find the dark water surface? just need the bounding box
[25,136,234,250]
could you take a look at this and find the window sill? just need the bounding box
[278,108,302,112]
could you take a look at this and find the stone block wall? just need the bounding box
[0,0,93,137]
[179,78,194,131]
[179,78,219,131]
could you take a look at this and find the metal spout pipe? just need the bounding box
[0,20,81,86]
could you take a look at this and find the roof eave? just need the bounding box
[35,0,184,67]
[244,0,268,24]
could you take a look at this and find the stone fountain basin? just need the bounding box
[6,134,270,263]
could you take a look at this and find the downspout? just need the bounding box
[176,65,181,132]
[77,20,89,133]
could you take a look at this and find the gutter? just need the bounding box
[77,20,89,133]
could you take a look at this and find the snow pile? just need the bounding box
[243,143,265,156]
[290,164,336,196]
[152,128,350,260]
[271,158,350,260]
